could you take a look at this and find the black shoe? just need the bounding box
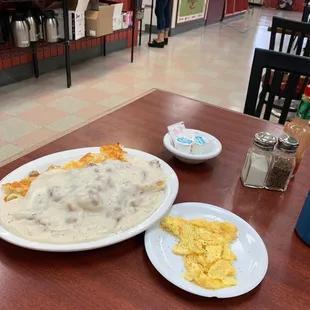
[164,38,168,45]
[148,40,165,48]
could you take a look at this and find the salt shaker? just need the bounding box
[265,134,299,192]
[241,132,277,188]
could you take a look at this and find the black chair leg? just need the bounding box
[255,91,266,117]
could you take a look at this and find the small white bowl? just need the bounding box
[163,130,222,164]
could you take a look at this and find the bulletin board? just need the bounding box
[176,0,208,24]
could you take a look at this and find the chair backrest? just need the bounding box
[269,16,310,56]
[243,48,310,124]
[302,6,310,22]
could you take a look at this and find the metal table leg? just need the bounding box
[62,0,71,88]
[139,19,142,46]
[31,42,39,78]
[131,0,136,63]
[103,35,106,56]
[64,41,71,88]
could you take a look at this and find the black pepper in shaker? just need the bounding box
[265,134,299,192]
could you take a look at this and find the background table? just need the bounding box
[267,26,310,37]
[1,90,310,309]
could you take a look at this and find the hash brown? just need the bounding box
[2,144,126,202]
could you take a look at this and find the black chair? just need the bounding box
[258,17,310,120]
[302,6,310,22]
[269,16,310,56]
[244,48,310,125]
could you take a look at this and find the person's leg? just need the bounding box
[154,0,165,43]
[164,0,171,40]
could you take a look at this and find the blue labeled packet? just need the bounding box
[296,190,310,246]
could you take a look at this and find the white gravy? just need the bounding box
[0,158,166,244]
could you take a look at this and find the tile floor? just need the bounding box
[0,8,303,165]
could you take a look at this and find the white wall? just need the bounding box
[171,0,178,28]
[142,0,210,31]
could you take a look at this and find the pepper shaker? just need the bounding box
[265,134,299,192]
[241,132,277,188]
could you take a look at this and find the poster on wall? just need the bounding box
[176,0,208,24]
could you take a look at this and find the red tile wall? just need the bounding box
[225,0,248,16]
[225,0,235,15]
[225,0,305,16]
[0,0,137,70]
[234,0,248,13]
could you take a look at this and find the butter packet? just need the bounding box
[168,122,193,154]
[175,136,194,153]
[168,122,210,155]
[168,121,186,138]
[192,135,211,155]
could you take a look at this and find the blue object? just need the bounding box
[296,190,310,246]
[194,136,206,145]
[176,137,193,145]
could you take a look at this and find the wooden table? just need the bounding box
[1,90,310,310]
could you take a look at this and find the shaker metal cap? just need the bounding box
[254,132,277,150]
[278,134,299,152]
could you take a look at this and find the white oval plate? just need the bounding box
[144,202,268,298]
[163,131,222,164]
[0,147,179,252]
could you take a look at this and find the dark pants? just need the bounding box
[155,0,171,32]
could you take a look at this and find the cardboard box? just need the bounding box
[122,11,133,29]
[110,2,123,31]
[68,0,89,12]
[121,12,129,29]
[55,9,85,40]
[90,1,123,31]
[113,13,122,31]
[85,4,114,37]
[68,11,85,40]
[49,0,89,40]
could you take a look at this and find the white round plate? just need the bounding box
[163,131,222,164]
[0,147,179,252]
[144,202,268,298]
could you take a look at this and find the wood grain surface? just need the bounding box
[1,90,310,310]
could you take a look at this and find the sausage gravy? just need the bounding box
[0,158,166,244]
